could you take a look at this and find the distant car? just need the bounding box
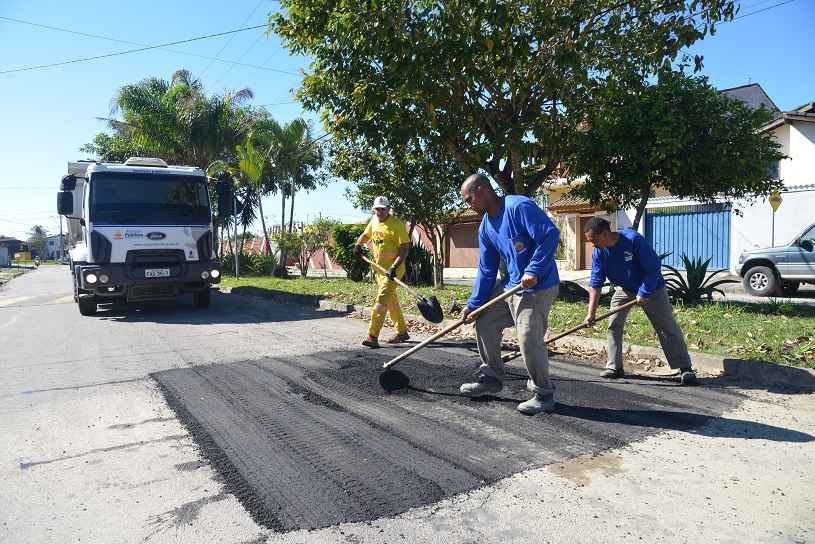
[738,223,815,296]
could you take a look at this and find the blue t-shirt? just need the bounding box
[589,229,665,298]
[467,196,560,310]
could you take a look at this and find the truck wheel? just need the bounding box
[193,290,211,309]
[743,266,780,297]
[78,295,97,316]
[782,281,800,296]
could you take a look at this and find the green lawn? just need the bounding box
[221,276,815,368]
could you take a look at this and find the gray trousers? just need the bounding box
[474,284,559,395]
[606,287,691,371]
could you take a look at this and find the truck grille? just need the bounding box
[125,250,186,279]
[128,284,179,300]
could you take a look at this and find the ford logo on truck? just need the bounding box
[146,232,166,240]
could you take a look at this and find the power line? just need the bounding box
[198,0,266,78]
[0,23,300,76]
[0,15,291,76]
[732,0,796,19]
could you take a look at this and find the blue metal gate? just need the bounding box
[645,204,731,270]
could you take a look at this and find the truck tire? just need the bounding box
[193,290,211,309]
[78,295,97,316]
[743,266,780,297]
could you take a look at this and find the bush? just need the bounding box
[662,253,738,304]
[405,242,433,286]
[218,252,277,276]
[332,223,369,282]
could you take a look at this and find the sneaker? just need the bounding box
[600,368,624,379]
[361,336,380,348]
[459,377,503,397]
[517,393,556,415]
[679,368,698,386]
[385,332,410,344]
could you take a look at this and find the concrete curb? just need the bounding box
[221,286,815,391]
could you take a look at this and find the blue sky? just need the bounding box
[0,0,812,240]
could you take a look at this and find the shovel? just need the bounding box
[362,255,444,324]
[379,283,525,391]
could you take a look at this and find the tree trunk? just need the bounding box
[240,223,247,255]
[431,225,445,288]
[288,186,296,233]
[632,185,652,231]
[258,197,271,256]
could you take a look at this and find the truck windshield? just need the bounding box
[90,173,210,225]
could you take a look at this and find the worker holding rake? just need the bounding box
[458,174,561,415]
[355,196,411,348]
[582,217,697,385]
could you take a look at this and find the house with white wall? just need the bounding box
[547,83,815,273]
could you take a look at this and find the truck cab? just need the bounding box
[57,157,222,315]
[737,222,815,297]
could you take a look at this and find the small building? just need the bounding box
[0,237,24,259]
[0,246,9,267]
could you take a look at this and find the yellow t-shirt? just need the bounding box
[363,214,410,272]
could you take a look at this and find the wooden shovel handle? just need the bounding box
[362,255,422,300]
[502,298,639,363]
[383,283,525,370]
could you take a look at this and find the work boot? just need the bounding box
[600,368,624,379]
[384,332,410,344]
[517,392,556,415]
[679,368,698,386]
[361,336,380,348]
[459,376,502,397]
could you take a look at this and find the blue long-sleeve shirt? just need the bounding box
[467,196,560,310]
[589,229,665,298]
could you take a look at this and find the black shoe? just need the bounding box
[679,368,698,386]
[361,336,380,348]
[600,368,624,379]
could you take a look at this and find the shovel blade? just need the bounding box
[416,296,444,324]
[379,369,410,392]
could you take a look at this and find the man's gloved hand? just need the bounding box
[353,245,364,257]
[387,265,397,280]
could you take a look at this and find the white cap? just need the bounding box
[372,196,390,209]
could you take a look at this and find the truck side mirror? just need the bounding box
[57,191,73,215]
[216,181,234,217]
[60,174,77,191]
[801,240,814,252]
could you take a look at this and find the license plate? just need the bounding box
[145,268,170,278]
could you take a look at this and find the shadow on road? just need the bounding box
[95,292,349,325]
[556,403,814,442]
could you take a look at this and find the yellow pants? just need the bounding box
[368,273,407,338]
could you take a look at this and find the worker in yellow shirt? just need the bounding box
[354,196,411,348]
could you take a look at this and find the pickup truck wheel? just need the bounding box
[193,290,211,309]
[78,295,97,316]
[782,281,800,296]
[743,266,780,297]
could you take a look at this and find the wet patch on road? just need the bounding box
[153,348,753,533]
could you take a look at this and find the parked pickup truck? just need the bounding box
[738,223,815,296]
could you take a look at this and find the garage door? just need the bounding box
[645,204,731,270]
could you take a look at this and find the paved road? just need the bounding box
[1,267,813,543]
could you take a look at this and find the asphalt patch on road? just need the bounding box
[153,347,757,533]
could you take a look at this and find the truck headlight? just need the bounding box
[99,274,110,284]
[210,269,220,279]
[85,273,98,284]
[200,271,210,280]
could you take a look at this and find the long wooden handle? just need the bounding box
[502,299,639,362]
[383,283,525,370]
[362,255,422,299]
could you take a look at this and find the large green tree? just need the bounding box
[27,225,48,259]
[272,0,737,197]
[329,138,461,286]
[568,69,785,229]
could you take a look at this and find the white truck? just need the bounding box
[57,157,226,315]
